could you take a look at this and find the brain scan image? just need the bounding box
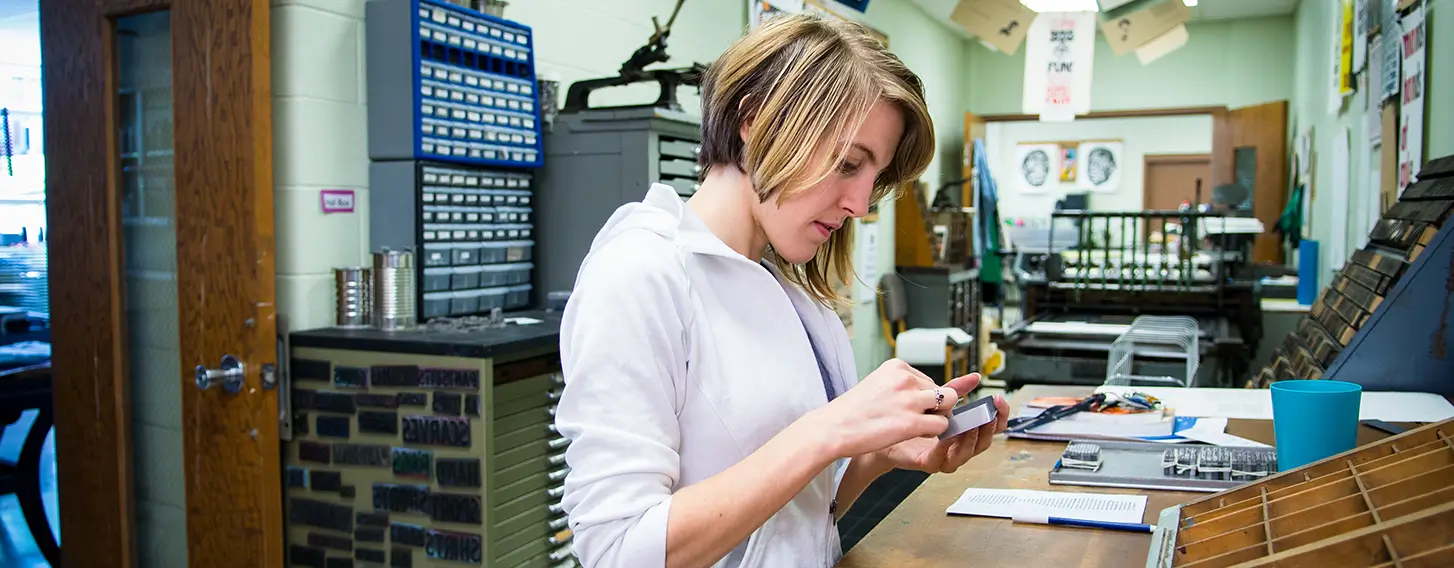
[1022,149,1050,186]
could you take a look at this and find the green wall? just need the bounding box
[1292,0,1450,274]
[965,16,1297,114]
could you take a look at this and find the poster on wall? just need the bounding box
[1013,143,1060,193]
[1058,145,1077,182]
[1379,3,1401,101]
[1022,11,1096,121]
[1353,0,1368,72]
[1075,141,1123,193]
[1397,6,1425,193]
[749,0,799,29]
[1368,36,1384,147]
[1339,0,1355,97]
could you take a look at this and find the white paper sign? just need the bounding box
[1397,6,1425,193]
[1013,143,1060,193]
[1352,0,1368,72]
[1022,12,1096,121]
[1368,38,1384,147]
[1075,141,1123,192]
[1379,5,1401,101]
[855,224,880,303]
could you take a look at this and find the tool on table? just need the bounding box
[1007,393,1106,433]
[1051,440,1278,493]
[1008,391,1162,434]
[1012,512,1157,534]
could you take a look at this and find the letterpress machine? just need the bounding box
[996,210,1263,389]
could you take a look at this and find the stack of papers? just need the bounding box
[947,488,1147,524]
[1094,386,1454,422]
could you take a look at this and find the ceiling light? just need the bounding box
[1020,0,1100,12]
[1183,0,1198,6]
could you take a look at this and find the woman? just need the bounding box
[554,13,1010,568]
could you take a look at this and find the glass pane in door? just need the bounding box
[116,11,189,568]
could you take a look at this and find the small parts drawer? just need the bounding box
[658,138,701,160]
[660,158,701,178]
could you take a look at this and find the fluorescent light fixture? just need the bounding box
[1020,0,1100,12]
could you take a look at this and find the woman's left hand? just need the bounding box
[873,373,1011,474]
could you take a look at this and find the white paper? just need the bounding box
[948,488,1147,524]
[1368,37,1385,146]
[1330,127,1350,267]
[504,317,542,325]
[1330,1,1346,115]
[1352,0,1368,71]
[1397,6,1426,193]
[1177,418,1271,447]
[895,327,973,365]
[1013,143,1059,193]
[855,226,879,303]
[1022,12,1095,120]
[1095,386,1454,423]
[1075,141,1123,192]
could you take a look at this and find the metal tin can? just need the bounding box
[334,267,372,328]
[372,249,417,330]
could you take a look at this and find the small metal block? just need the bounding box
[307,531,352,552]
[286,467,307,488]
[369,365,421,387]
[356,512,388,527]
[339,485,356,499]
[308,470,342,492]
[359,411,399,435]
[435,458,481,488]
[432,393,462,416]
[289,545,327,568]
[317,415,351,438]
[373,484,430,514]
[293,389,317,409]
[298,441,332,464]
[289,498,353,533]
[293,412,311,436]
[313,392,357,414]
[355,527,385,543]
[392,448,433,479]
[291,358,331,381]
[418,368,480,390]
[390,523,427,547]
[424,529,482,564]
[395,392,428,407]
[333,444,391,467]
[463,394,479,416]
[355,548,386,564]
[355,393,399,409]
[390,547,413,568]
[333,366,370,388]
[325,558,354,568]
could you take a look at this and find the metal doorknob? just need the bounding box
[196,355,245,393]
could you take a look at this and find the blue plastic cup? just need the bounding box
[1271,380,1362,471]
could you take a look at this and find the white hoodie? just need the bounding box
[555,183,858,568]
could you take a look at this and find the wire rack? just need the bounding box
[1148,417,1454,567]
[1104,315,1199,388]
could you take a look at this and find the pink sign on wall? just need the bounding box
[321,189,356,214]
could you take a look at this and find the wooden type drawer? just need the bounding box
[496,372,560,408]
[494,519,571,563]
[494,437,565,471]
[495,405,556,433]
[493,496,566,538]
[659,138,700,160]
[494,421,556,450]
[494,483,563,525]
[494,451,565,487]
[495,535,572,568]
[496,386,558,417]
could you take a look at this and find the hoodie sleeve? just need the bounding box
[555,233,688,568]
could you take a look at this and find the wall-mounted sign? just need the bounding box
[321,189,356,213]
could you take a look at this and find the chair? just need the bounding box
[879,273,973,385]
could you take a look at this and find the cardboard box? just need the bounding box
[1100,0,1191,55]
[1380,103,1398,212]
[951,0,1038,55]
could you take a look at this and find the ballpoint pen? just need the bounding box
[1012,512,1156,534]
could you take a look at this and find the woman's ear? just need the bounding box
[736,94,756,146]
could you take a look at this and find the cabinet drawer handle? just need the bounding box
[552,372,565,385]
[548,437,569,449]
[549,502,565,514]
[547,389,562,401]
[548,485,565,498]
[550,516,568,530]
[549,546,573,561]
[547,423,558,434]
[550,531,573,546]
[548,467,570,481]
[548,452,567,465]
[547,406,557,417]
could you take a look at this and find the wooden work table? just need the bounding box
[836,385,1402,568]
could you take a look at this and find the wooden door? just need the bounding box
[40,1,280,567]
[1212,100,1289,264]
[1143,154,1212,211]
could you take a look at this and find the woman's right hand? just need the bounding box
[809,358,956,460]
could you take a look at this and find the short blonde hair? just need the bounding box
[699,13,935,305]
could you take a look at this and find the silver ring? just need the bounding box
[933,389,945,411]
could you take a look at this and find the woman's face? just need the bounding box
[752,101,904,264]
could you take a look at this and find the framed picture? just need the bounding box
[1075,140,1124,192]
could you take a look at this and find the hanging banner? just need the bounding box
[1397,6,1425,193]
[1022,11,1096,122]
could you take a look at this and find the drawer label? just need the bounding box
[425,529,482,564]
[391,447,432,479]
[402,415,472,448]
[435,458,481,488]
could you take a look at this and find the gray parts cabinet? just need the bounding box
[533,107,702,297]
